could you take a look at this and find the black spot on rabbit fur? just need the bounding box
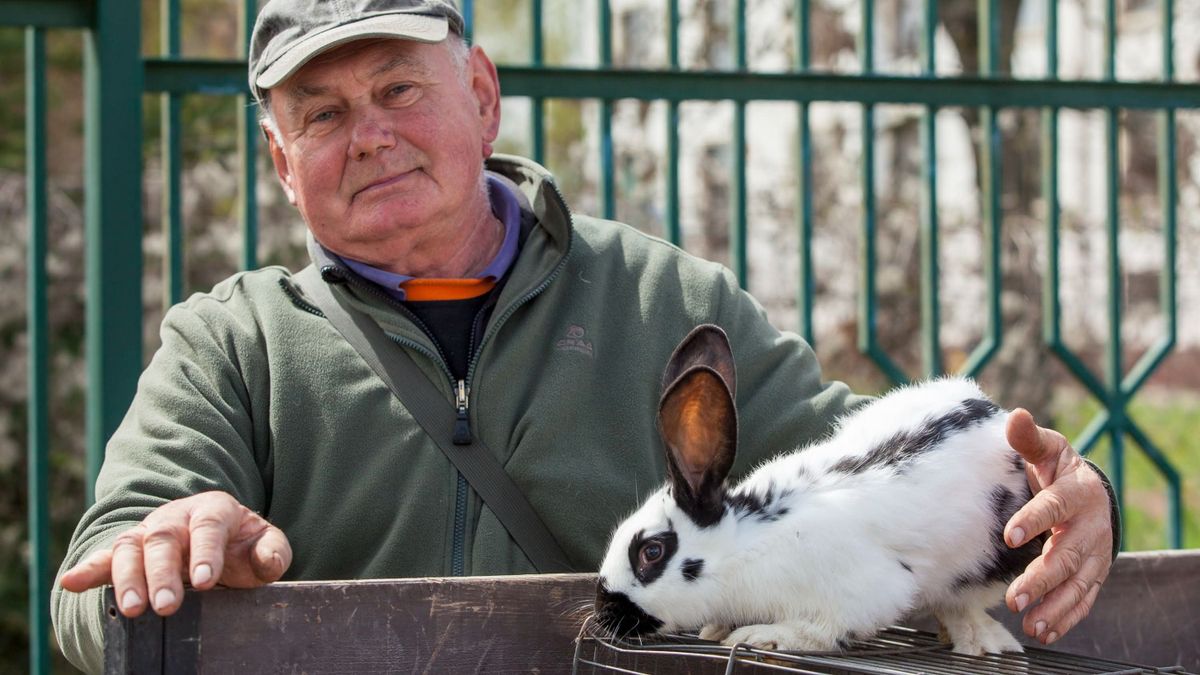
[832,398,1001,475]
[726,484,791,522]
[956,484,1044,589]
[681,558,704,581]
[1011,452,1027,475]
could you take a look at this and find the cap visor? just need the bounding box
[257,13,449,90]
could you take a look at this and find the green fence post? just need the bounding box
[666,0,681,246]
[1103,0,1125,530]
[962,0,1001,377]
[731,0,747,287]
[530,0,545,165]
[25,26,50,675]
[920,0,941,377]
[599,0,614,220]
[162,0,184,305]
[1154,0,1183,548]
[795,0,814,345]
[241,0,259,270]
[460,0,473,42]
[857,0,907,384]
[84,0,144,500]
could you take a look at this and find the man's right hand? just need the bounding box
[60,491,292,617]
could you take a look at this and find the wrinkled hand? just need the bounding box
[60,491,292,617]
[1003,409,1113,645]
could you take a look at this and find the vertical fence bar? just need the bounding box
[920,0,941,376]
[665,0,681,246]
[1043,0,1107,408]
[1042,0,1061,369]
[961,0,1002,376]
[25,27,50,675]
[530,0,545,165]
[599,0,615,220]
[857,0,906,384]
[85,0,144,500]
[731,0,747,286]
[1124,3,1178,398]
[795,0,814,344]
[1103,0,1125,522]
[460,0,474,42]
[1156,0,1182,548]
[240,0,258,270]
[162,0,184,304]
[859,0,877,375]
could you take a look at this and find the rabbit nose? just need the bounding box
[593,588,664,637]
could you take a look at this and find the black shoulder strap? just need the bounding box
[292,265,574,573]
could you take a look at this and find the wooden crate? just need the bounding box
[103,550,1200,674]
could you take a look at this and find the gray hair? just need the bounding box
[259,34,472,145]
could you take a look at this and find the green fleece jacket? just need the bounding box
[52,154,867,672]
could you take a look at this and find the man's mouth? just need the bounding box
[354,169,418,200]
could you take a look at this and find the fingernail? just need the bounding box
[153,588,176,612]
[121,590,141,612]
[192,563,212,586]
[1046,631,1059,644]
[1010,527,1025,547]
[1015,594,1029,612]
[1034,620,1047,637]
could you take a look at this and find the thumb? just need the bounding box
[1007,408,1055,465]
[60,548,115,592]
[249,527,292,584]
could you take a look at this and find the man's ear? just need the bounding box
[467,45,501,158]
[264,121,298,205]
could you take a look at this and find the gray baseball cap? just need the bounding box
[249,0,464,104]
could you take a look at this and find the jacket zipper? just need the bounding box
[452,380,471,445]
[324,269,475,575]
[448,180,573,573]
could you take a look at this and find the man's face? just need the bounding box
[265,37,501,267]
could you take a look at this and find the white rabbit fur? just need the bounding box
[593,326,1039,655]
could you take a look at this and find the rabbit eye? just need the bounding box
[640,541,664,564]
[628,529,678,583]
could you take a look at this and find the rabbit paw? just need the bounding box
[698,623,733,642]
[721,622,838,652]
[939,613,1023,655]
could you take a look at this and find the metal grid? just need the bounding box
[573,619,1195,675]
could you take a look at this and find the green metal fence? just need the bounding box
[7,0,1191,672]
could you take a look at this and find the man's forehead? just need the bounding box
[279,39,436,98]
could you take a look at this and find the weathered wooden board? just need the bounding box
[104,550,1200,674]
[107,573,597,673]
[910,549,1200,672]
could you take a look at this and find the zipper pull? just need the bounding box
[453,379,472,445]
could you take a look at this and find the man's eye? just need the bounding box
[387,84,411,97]
[639,541,664,565]
[311,110,338,123]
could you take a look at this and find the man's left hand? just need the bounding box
[1002,408,1114,645]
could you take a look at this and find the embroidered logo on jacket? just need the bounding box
[556,324,595,357]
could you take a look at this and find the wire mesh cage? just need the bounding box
[572,618,1196,675]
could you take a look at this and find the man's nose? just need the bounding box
[348,109,396,161]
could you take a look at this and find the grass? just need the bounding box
[1052,390,1200,551]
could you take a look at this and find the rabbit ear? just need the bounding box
[658,367,737,527]
[662,325,736,399]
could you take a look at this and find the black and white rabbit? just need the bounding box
[593,324,1042,655]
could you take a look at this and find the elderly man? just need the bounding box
[53,0,1119,672]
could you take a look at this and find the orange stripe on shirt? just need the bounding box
[400,278,497,301]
